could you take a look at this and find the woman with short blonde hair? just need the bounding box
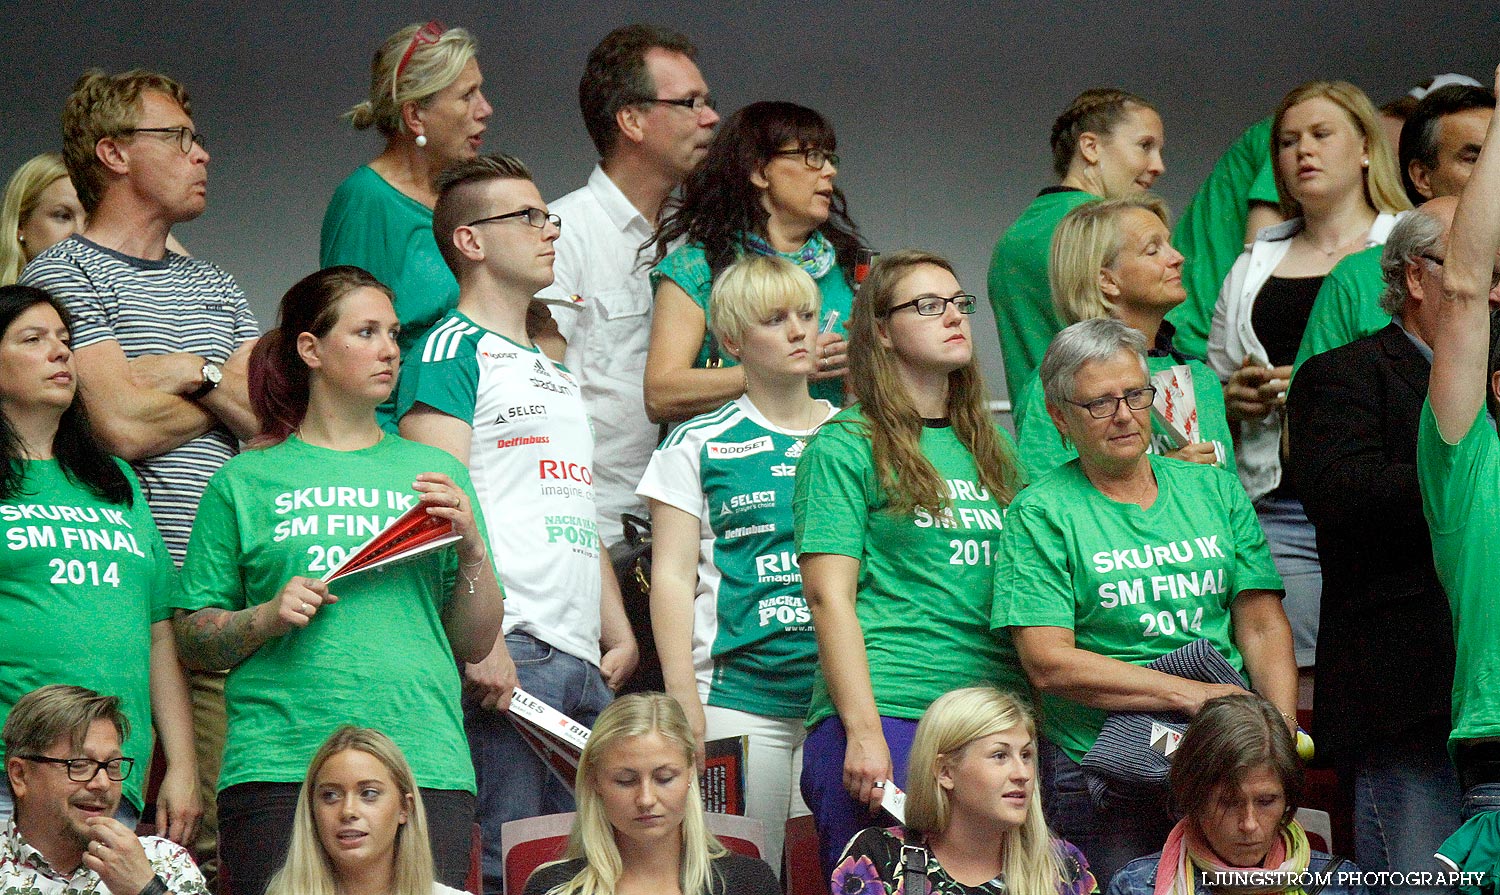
[641,253,832,872]
[1013,195,1235,476]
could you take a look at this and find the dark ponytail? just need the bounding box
[249,266,395,447]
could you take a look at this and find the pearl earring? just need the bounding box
[1361,157,1369,168]
[415,134,428,148]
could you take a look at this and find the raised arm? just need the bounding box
[643,280,747,423]
[1430,61,1500,439]
[172,576,337,671]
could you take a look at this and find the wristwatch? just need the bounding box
[190,362,222,400]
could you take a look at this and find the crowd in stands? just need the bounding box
[3,16,1500,895]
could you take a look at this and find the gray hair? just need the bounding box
[1379,210,1446,316]
[1040,317,1148,408]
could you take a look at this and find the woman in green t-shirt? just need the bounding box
[795,250,1027,876]
[644,101,868,421]
[172,268,503,895]
[0,285,198,838]
[1013,194,1234,476]
[993,317,1296,885]
[987,88,1166,400]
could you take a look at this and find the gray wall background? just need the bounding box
[4,2,1496,400]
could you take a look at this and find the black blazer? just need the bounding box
[1287,323,1454,765]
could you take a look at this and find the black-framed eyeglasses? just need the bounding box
[640,95,716,113]
[1421,253,1500,290]
[123,127,205,154]
[464,208,562,231]
[1067,385,1157,419]
[772,147,839,170]
[882,293,978,317]
[19,755,134,782]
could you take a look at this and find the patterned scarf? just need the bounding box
[741,229,836,280]
[1153,818,1312,895]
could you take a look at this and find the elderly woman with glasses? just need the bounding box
[991,318,1297,886]
[322,21,493,429]
[644,100,868,423]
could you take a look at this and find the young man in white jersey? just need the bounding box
[397,154,638,895]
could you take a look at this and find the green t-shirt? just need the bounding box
[1417,401,1500,749]
[1167,118,1279,361]
[1292,245,1390,374]
[1012,354,1236,477]
[0,460,174,811]
[990,456,1283,763]
[651,242,854,407]
[987,189,1100,398]
[175,435,486,792]
[320,165,460,430]
[636,396,836,718]
[793,408,1028,726]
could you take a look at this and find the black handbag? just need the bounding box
[609,513,664,694]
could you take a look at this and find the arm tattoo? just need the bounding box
[171,607,266,671]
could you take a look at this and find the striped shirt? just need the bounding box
[21,235,259,564]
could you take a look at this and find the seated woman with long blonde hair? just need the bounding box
[523,693,779,895]
[266,726,462,895]
[832,687,1096,895]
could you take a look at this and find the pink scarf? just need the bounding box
[1152,817,1311,895]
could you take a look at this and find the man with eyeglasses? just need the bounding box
[398,155,638,895]
[2,685,208,895]
[531,25,718,563]
[20,68,261,882]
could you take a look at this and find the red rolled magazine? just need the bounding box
[321,502,462,583]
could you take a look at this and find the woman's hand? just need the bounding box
[673,691,708,774]
[1165,441,1220,465]
[810,332,849,381]
[465,638,518,713]
[253,576,336,639]
[153,760,203,845]
[414,472,484,560]
[1225,359,1291,421]
[843,727,893,814]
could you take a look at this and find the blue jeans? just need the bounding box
[1255,495,1323,668]
[1041,739,1174,888]
[1350,733,1460,894]
[466,631,613,895]
[801,714,919,882]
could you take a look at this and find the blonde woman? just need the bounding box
[833,688,1096,895]
[0,153,85,284]
[321,21,493,427]
[640,255,835,873]
[795,249,1028,876]
[522,693,779,895]
[1012,195,1234,476]
[1208,80,1411,672]
[265,726,462,895]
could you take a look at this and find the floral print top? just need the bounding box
[832,826,1097,895]
[1,820,209,895]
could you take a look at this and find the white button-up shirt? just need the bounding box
[537,165,661,548]
[0,820,208,895]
